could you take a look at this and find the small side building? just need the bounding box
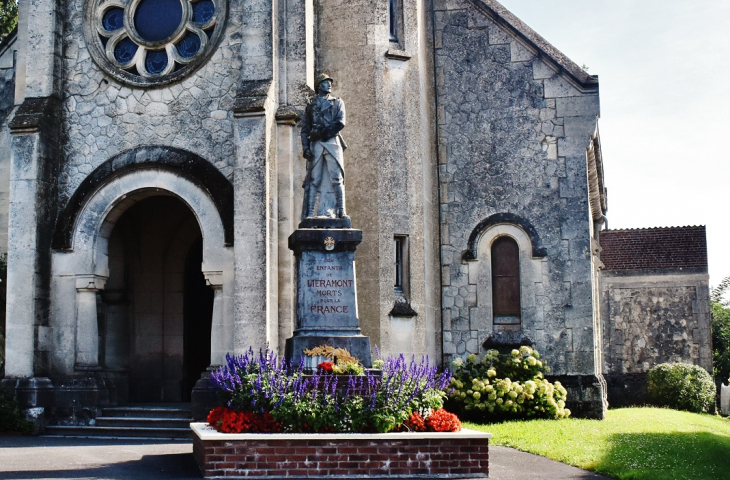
[599,226,712,407]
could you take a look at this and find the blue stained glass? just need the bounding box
[176,31,201,58]
[102,8,125,31]
[134,0,184,42]
[145,50,169,74]
[114,37,139,64]
[192,1,215,24]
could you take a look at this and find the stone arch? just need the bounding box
[53,145,234,250]
[52,167,234,373]
[69,169,230,278]
[463,213,547,261]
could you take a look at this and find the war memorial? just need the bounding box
[0,0,712,443]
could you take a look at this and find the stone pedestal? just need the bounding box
[0,377,55,433]
[548,374,608,420]
[285,228,372,367]
[0,377,55,410]
[192,369,220,421]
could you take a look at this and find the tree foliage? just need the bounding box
[0,0,18,43]
[710,276,730,382]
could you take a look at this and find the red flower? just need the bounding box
[400,411,426,432]
[318,361,334,372]
[206,406,227,430]
[207,407,282,434]
[425,408,462,432]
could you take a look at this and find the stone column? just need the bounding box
[232,81,277,355]
[5,100,61,379]
[193,270,229,421]
[74,275,106,371]
[204,271,225,367]
[4,0,64,381]
[276,111,300,356]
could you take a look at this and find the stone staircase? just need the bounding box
[44,405,194,440]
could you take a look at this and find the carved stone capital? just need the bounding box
[75,274,108,292]
[203,270,223,289]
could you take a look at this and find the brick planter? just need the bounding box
[191,423,492,478]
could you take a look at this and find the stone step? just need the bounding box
[101,406,193,419]
[44,425,193,440]
[95,417,193,429]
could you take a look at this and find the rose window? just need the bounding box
[86,0,227,86]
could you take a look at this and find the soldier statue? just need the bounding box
[300,73,348,220]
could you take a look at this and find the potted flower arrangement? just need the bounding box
[303,345,367,375]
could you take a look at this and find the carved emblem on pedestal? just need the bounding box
[324,237,335,250]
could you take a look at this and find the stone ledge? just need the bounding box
[192,423,492,478]
[385,49,412,61]
[192,422,492,441]
[9,96,61,134]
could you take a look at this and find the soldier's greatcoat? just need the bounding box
[301,93,347,177]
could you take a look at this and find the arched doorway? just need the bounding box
[102,195,213,403]
[51,166,234,391]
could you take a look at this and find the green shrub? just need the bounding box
[0,391,34,434]
[447,347,570,421]
[648,363,715,413]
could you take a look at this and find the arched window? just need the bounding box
[491,236,521,324]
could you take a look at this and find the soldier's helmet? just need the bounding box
[314,73,334,91]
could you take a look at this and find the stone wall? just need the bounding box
[600,271,712,406]
[58,1,245,204]
[434,0,601,381]
[316,0,441,360]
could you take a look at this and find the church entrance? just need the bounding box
[101,195,213,403]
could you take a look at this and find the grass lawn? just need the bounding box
[466,407,730,480]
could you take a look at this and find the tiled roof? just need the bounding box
[599,226,707,271]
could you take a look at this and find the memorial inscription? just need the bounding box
[296,250,359,332]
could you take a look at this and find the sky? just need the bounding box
[497,0,730,287]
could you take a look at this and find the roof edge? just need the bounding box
[586,124,607,221]
[0,26,17,58]
[470,0,598,89]
[602,226,706,233]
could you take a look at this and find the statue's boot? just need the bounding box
[334,184,349,219]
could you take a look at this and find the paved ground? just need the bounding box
[0,436,612,479]
[489,447,611,479]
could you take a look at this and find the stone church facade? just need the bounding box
[0,0,711,421]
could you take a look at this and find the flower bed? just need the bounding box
[191,422,492,479]
[207,349,459,434]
